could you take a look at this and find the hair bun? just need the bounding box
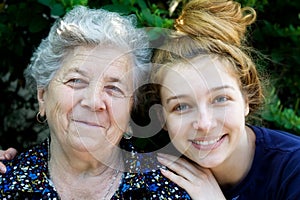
[174,0,256,46]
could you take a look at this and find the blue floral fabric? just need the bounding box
[0,138,190,199]
[0,139,58,199]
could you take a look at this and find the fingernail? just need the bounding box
[157,156,166,163]
[4,153,11,160]
[160,168,167,173]
[157,153,166,157]
[0,166,6,173]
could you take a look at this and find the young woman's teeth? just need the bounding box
[193,137,221,145]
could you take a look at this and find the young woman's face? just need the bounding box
[38,46,134,153]
[160,56,249,168]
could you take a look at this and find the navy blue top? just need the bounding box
[224,125,300,200]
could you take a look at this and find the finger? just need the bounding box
[4,148,18,160]
[157,155,197,182]
[0,150,5,160]
[0,162,7,174]
[160,167,193,191]
[158,153,201,175]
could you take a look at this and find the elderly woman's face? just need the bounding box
[38,46,134,153]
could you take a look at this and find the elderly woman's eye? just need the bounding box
[66,78,82,83]
[65,78,86,88]
[70,79,82,83]
[104,85,125,97]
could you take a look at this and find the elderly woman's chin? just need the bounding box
[64,122,115,153]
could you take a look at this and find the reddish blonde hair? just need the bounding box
[151,0,264,115]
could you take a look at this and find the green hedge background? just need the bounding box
[0,0,299,151]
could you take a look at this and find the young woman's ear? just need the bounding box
[244,96,250,117]
[245,105,250,116]
[37,88,46,116]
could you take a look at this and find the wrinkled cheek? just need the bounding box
[112,100,132,130]
[106,101,132,144]
[111,111,131,132]
[105,132,123,147]
[105,123,126,147]
[47,102,68,134]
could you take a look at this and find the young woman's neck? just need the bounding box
[212,126,256,189]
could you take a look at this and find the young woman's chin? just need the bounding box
[183,135,230,168]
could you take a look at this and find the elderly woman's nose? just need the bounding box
[81,87,107,111]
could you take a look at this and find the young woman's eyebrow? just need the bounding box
[165,85,235,104]
[166,95,186,104]
[209,85,236,93]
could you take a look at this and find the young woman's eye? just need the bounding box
[173,104,190,112]
[213,96,228,103]
[104,85,125,97]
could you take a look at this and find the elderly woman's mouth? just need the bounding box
[72,119,105,128]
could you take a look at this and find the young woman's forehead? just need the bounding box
[162,59,240,92]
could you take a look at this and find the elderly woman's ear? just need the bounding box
[37,89,46,116]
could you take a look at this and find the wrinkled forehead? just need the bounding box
[54,45,135,88]
[73,45,133,67]
[59,45,134,74]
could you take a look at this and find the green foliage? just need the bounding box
[0,0,299,150]
[262,88,300,134]
[0,0,55,150]
[100,0,174,44]
[38,0,88,16]
[237,0,268,11]
[248,0,300,134]
[101,0,174,28]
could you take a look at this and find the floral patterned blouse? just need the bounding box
[0,138,190,199]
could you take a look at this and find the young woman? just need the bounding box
[151,0,300,199]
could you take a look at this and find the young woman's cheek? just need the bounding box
[166,112,193,138]
[220,104,246,134]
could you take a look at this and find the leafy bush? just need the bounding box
[0,0,299,151]
[262,88,300,134]
[248,0,300,134]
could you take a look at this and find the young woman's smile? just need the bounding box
[189,134,227,151]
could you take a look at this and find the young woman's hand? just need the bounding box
[157,153,226,200]
[0,148,17,174]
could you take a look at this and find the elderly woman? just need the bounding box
[0,6,189,199]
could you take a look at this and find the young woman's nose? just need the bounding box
[192,108,214,132]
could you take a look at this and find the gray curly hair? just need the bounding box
[24,5,151,105]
